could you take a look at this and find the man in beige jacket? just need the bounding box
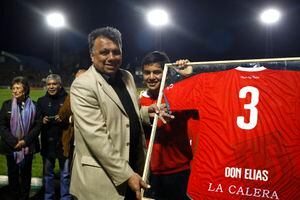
[70,27,148,200]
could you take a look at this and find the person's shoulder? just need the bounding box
[71,68,95,91]
[37,95,46,103]
[31,99,37,104]
[120,68,131,75]
[1,99,12,107]
[139,90,149,98]
[31,100,39,109]
[72,71,92,86]
[0,99,12,111]
[120,69,133,79]
[75,67,94,82]
[60,87,68,97]
[3,99,12,104]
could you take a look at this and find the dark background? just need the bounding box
[1,0,300,68]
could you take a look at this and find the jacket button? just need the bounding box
[126,142,130,146]
[126,124,130,128]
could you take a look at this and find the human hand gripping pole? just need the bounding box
[173,59,193,76]
[128,173,150,200]
[141,63,170,199]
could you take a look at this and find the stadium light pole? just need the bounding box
[260,8,281,57]
[46,12,65,72]
[147,8,169,50]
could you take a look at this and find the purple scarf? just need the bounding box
[10,97,36,164]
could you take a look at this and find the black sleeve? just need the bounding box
[36,98,43,116]
[0,100,18,148]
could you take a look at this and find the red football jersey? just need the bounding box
[164,67,300,200]
[140,91,193,174]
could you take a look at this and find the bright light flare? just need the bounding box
[260,8,281,24]
[147,9,169,27]
[46,12,65,28]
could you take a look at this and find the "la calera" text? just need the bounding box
[208,183,279,199]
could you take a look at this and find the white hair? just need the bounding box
[46,74,62,84]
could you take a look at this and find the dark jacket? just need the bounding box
[37,88,68,158]
[0,99,41,155]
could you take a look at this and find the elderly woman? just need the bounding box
[0,76,41,200]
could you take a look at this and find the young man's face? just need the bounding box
[90,37,122,76]
[143,63,163,93]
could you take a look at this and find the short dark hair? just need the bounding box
[11,76,30,97]
[141,51,170,70]
[88,26,122,54]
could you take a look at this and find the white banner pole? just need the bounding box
[182,56,300,65]
[141,63,170,198]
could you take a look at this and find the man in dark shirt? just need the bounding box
[70,27,149,200]
[37,74,71,200]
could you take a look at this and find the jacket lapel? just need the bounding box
[122,72,140,116]
[91,66,127,115]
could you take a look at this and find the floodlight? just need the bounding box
[260,8,281,24]
[46,12,65,28]
[147,9,169,27]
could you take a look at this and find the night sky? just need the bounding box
[1,0,300,68]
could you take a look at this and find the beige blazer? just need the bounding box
[70,66,146,200]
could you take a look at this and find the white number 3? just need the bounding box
[237,86,259,130]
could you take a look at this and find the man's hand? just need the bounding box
[173,59,193,76]
[55,115,62,122]
[128,173,150,200]
[43,115,61,124]
[43,116,49,124]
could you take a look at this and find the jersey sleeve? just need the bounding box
[163,74,204,111]
[297,77,300,127]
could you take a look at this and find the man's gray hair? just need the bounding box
[88,26,122,54]
[46,74,62,84]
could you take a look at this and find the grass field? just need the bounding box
[0,88,47,106]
